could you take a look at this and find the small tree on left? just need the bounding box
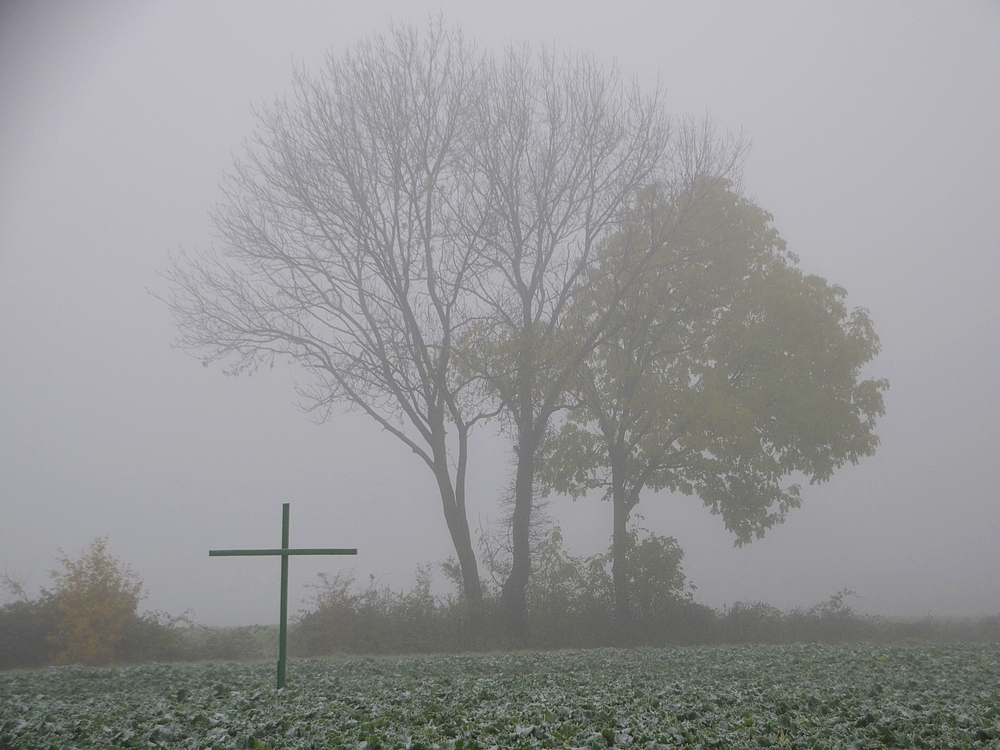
[45,537,145,666]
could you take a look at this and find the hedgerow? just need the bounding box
[4,530,1000,669]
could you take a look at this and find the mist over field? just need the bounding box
[1,1,998,628]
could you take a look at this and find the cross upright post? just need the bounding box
[278,503,290,687]
[209,503,356,688]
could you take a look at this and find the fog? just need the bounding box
[2,1,998,627]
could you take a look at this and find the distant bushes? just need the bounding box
[291,527,1000,655]
[4,533,1000,670]
[0,599,58,669]
[291,526,700,655]
[289,526,1000,655]
[0,538,161,669]
[0,599,279,670]
[717,591,868,645]
[0,539,276,670]
[292,566,467,657]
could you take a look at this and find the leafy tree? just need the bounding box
[543,178,887,641]
[44,537,145,666]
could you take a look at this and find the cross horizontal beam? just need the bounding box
[209,548,357,557]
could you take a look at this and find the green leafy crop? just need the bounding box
[2,644,999,748]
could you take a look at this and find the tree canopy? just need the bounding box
[542,177,887,639]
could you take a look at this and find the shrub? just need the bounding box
[2,539,189,668]
[722,600,787,643]
[292,565,467,656]
[43,538,146,666]
[524,527,614,648]
[0,599,58,669]
[7,534,998,669]
[115,610,189,664]
[522,526,696,648]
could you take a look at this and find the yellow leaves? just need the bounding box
[44,537,145,666]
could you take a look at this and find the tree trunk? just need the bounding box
[611,455,633,645]
[449,509,483,641]
[500,427,535,645]
[454,528,484,642]
[432,455,483,642]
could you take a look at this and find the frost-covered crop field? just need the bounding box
[2,644,999,749]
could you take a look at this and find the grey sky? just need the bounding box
[2,1,998,626]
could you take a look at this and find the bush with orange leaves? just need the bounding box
[44,537,145,666]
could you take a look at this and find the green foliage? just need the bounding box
[0,599,57,670]
[288,528,1000,654]
[518,526,697,647]
[5,541,997,675]
[547,178,887,542]
[521,527,615,647]
[4,645,1000,748]
[294,527,694,652]
[292,566,467,656]
[722,600,788,644]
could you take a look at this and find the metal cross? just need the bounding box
[209,502,356,688]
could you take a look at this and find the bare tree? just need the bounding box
[164,22,494,633]
[456,47,680,641]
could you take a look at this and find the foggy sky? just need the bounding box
[2,1,998,626]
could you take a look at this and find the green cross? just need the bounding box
[210,502,356,688]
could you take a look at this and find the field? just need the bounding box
[2,645,999,749]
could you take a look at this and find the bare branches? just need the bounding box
[160,22,722,637]
[166,23,483,443]
[457,45,675,427]
[163,21,494,615]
